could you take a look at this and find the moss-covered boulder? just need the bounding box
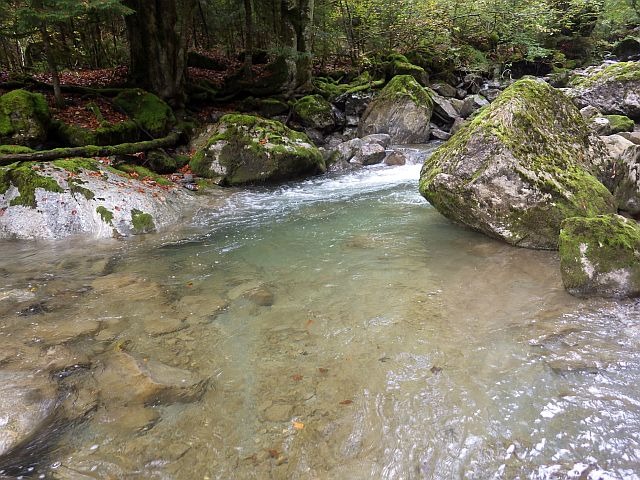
[190,114,325,185]
[386,54,429,86]
[292,94,340,132]
[358,75,435,144]
[52,119,140,147]
[0,89,50,147]
[113,89,176,138]
[569,62,640,119]
[559,215,640,297]
[419,78,616,250]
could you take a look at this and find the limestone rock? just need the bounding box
[0,160,189,240]
[351,143,387,166]
[190,114,325,185]
[358,75,434,144]
[600,135,640,215]
[419,78,616,249]
[559,214,640,297]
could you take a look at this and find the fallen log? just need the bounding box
[0,131,181,166]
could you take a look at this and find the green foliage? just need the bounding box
[113,90,176,138]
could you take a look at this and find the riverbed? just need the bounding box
[1,148,639,479]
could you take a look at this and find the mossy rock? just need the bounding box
[190,114,325,186]
[419,78,616,250]
[52,119,140,147]
[293,94,338,131]
[388,59,429,86]
[568,62,640,119]
[559,214,640,297]
[146,149,178,174]
[0,162,63,208]
[358,75,435,144]
[604,115,634,134]
[113,163,172,185]
[113,89,176,138]
[0,89,51,147]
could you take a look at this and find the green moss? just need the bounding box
[293,94,333,127]
[146,149,177,174]
[190,114,324,185]
[68,178,95,200]
[559,214,640,293]
[605,115,634,134]
[0,162,63,207]
[113,89,176,138]
[0,145,33,154]
[0,89,50,145]
[390,61,428,85]
[114,163,172,186]
[378,75,434,110]
[52,119,139,147]
[96,206,114,225]
[52,158,99,173]
[569,61,640,89]
[130,208,155,234]
[419,78,615,248]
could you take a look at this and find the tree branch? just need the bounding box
[0,130,181,165]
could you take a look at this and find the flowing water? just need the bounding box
[1,146,640,479]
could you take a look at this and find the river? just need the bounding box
[1,146,639,479]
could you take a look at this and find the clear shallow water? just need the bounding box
[1,149,640,479]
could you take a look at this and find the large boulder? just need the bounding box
[419,78,616,250]
[190,114,325,185]
[358,75,434,144]
[0,89,50,147]
[559,214,640,298]
[568,62,640,119]
[0,159,190,239]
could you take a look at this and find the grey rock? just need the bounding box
[430,128,452,141]
[384,151,407,166]
[580,105,601,119]
[419,78,615,250]
[358,75,434,144]
[460,94,490,118]
[431,82,458,98]
[432,95,460,125]
[600,134,640,215]
[351,143,387,166]
[361,133,392,148]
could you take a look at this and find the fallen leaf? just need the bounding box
[430,366,442,374]
[339,399,353,405]
[318,367,328,375]
[267,449,279,458]
[291,374,303,382]
[292,421,304,430]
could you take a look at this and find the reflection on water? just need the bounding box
[1,151,639,479]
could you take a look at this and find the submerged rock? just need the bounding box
[0,159,190,240]
[568,62,640,119]
[419,78,615,249]
[559,214,640,297]
[190,114,325,185]
[0,89,50,147]
[96,351,208,406]
[358,75,434,144]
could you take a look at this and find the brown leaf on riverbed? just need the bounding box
[339,399,353,405]
[430,366,442,374]
[291,374,303,382]
[318,367,329,375]
[292,421,304,430]
[267,449,279,458]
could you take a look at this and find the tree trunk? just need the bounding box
[123,0,196,109]
[39,23,64,108]
[280,0,315,94]
[242,0,254,78]
[0,131,181,165]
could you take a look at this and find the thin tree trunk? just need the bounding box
[39,23,64,108]
[242,0,254,78]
